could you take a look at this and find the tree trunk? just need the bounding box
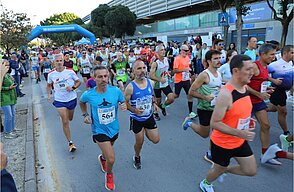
[223,25,230,47]
[235,7,243,54]
[281,21,289,48]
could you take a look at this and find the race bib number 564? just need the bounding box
[98,106,115,125]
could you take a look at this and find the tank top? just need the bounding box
[130,79,153,121]
[42,61,51,73]
[79,57,92,74]
[128,55,136,68]
[154,58,169,89]
[210,84,252,149]
[100,52,109,67]
[248,60,269,104]
[197,69,222,111]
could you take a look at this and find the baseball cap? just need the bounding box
[257,41,264,45]
[140,49,148,55]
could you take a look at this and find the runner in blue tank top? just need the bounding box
[124,60,160,170]
[79,66,127,191]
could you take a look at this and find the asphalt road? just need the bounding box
[32,77,293,192]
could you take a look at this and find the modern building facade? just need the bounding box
[86,0,293,49]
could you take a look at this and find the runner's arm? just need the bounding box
[124,83,136,113]
[149,62,161,82]
[188,72,209,100]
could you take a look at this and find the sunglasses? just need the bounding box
[82,52,86,54]
[218,43,225,46]
[182,49,189,52]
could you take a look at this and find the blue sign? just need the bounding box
[229,1,272,24]
[242,24,255,29]
[218,12,229,26]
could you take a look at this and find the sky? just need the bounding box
[1,0,110,25]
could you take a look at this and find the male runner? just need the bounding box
[80,65,127,191]
[124,60,160,170]
[47,54,81,152]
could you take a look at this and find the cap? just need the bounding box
[140,49,148,55]
[257,41,264,45]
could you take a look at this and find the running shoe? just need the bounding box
[133,155,141,170]
[182,117,191,130]
[105,173,115,191]
[279,134,292,152]
[4,132,18,139]
[153,113,160,121]
[261,144,282,164]
[204,152,214,164]
[200,179,214,192]
[98,154,106,173]
[159,104,167,116]
[188,112,198,119]
[69,143,76,153]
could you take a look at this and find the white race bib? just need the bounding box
[237,117,250,130]
[56,80,69,91]
[159,77,168,88]
[117,69,125,76]
[98,106,115,125]
[44,68,51,73]
[182,71,190,81]
[260,81,268,93]
[210,89,220,106]
[83,67,90,74]
[136,99,152,116]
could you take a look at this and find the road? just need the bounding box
[32,77,293,192]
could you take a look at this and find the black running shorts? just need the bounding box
[174,80,190,96]
[92,133,119,143]
[154,85,173,98]
[130,116,157,134]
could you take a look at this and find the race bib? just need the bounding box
[102,61,108,67]
[117,69,125,76]
[136,99,152,116]
[260,81,268,93]
[56,79,69,91]
[44,68,51,73]
[83,67,90,74]
[237,117,250,130]
[159,77,168,88]
[182,71,190,81]
[98,106,115,125]
[210,89,220,106]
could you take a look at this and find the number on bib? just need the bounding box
[117,69,125,76]
[182,71,190,81]
[44,68,51,73]
[98,106,115,125]
[83,67,90,74]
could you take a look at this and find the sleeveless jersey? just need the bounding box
[197,69,222,111]
[211,84,252,149]
[42,61,51,73]
[113,60,128,82]
[130,79,153,121]
[248,60,269,104]
[79,57,92,74]
[100,52,109,67]
[154,58,169,89]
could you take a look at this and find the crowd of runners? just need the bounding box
[1,37,293,191]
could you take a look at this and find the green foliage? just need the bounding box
[91,4,136,38]
[40,12,84,46]
[0,9,32,54]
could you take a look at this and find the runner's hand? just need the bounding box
[160,78,166,84]
[239,128,255,141]
[47,94,52,102]
[272,78,283,86]
[66,86,73,92]
[204,94,214,102]
[84,116,92,124]
[266,87,275,94]
[119,102,127,111]
[135,108,144,115]
[259,92,270,100]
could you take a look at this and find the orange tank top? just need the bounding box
[210,84,252,149]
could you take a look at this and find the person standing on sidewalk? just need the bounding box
[79,65,127,191]
[124,60,160,170]
[47,54,81,152]
[9,53,25,97]
[198,55,257,192]
[1,58,18,139]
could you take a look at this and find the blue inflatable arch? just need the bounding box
[27,24,96,44]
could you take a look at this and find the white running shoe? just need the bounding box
[261,144,282,164]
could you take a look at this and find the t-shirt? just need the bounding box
[244,48,256,62]
[30,56,39,67]
[80,85,125,137]
[268,58,293,90]
[47,68,79,102]
[218,63,232,81]
[86,78,96,89]
[64,60,73,68]
[173,55,191,83]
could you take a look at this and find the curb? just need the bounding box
[24,75,37,192]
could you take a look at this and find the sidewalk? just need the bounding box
[1,75,36,192]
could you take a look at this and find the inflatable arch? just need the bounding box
[27,24,96,44]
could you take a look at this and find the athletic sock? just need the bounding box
[204,179,211,185]
[262,148,268,154]
[188,101,193,113]
[162,103,166,108]
[276,151,287,159]
[284,131,290,135]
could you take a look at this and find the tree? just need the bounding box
[91,4,111,37]
[104,5,137,40]
[266,0,293,48]
[213,0,234,46]
[40,12,84,46]
[0,9,32,55]
[234,0,250,53]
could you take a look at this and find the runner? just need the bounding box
[40,54,52,81]
[197,54,257,192]
[149,44,175,119]
[124,60,160,170]
[173,44,196,118]
[30,51,41,83]
[110,52,130,92]
[47,54,81,152]
[79,65,127,191]
[77,49,92,83]
[247,43,283,165]
[182,50,222,162]
[266,45,294,136]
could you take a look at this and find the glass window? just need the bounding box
[200,11,218,27]
[175,16,193,30]
[158,20,175,32]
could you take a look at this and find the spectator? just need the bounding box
[228,43,236,51]
[9,53,25,97]
[218,49,238,83]
[201,43,209,69]
[1,59,18,139]
[214,39,227,64]
[244,36,257,62]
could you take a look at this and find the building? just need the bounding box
[85,0,293,49]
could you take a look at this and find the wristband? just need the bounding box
[82,113,89,117]
[72,86,77,90]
